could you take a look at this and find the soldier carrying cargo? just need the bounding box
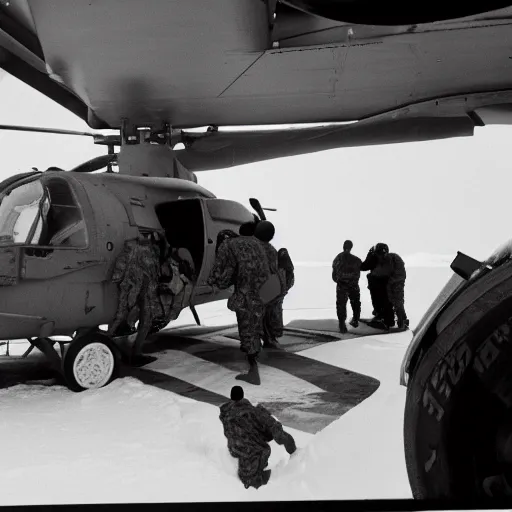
[207,226,279,385]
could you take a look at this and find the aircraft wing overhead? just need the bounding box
[2,1,512,164]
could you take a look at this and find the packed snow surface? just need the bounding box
[0,264,453,504]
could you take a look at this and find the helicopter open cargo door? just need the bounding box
[191,198,255,307]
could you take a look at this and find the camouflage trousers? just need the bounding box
[367,275,394,324]
[387,280,407,323]
[238,445,271,489]
[236,307,265,357]
[336,281,361,325]
[262,298,284,344]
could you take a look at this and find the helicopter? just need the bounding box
[0,122,278,392]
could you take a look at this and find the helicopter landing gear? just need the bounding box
[62,332,121,392]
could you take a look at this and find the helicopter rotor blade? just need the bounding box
[0,124,99,138]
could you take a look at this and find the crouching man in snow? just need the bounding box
[220,386,297,489]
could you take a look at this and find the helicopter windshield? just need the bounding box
[0,179,45,244]
[0,177,87,248]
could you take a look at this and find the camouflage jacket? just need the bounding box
[361,250,406,284]
[259,239,287,298]
[216,229,239,255]
[207,236,274,312]
[219,398,294,458]
[110,238,193,332]
[387,253,407,285]
[332,251,362,284]
[278,248,295,291]
[111,239,161,285]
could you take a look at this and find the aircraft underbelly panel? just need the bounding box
[26,0,269,126]
[7,1,512,128]
[173,25,512,127]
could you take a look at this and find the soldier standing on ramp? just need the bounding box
[332,240,362,333]
[376,243,409,330]
[219,386,297,489]
[253,221,289,349]
[207,229,275,385]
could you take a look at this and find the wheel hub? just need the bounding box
[72,342,115,389]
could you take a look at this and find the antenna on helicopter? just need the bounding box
[249,198,277,221]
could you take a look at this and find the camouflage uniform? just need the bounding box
[362,249,407,326]
[261,248,294,344]
[108,239,163,357]
[360,249,394,324]
[386,253,408,326]
[255,240,287,346]
[207,236,274,356]
[219,398,296,489]
[216,229,239,254]
[332,251,362,326]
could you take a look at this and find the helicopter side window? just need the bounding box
[38,178,88,248]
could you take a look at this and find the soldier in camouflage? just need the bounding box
[269,247,295,340]
[219,386,297,489]
[254,221,290,349]
[108,237,163,366]
[216,229,239,254]
[332,240,362,333]
[360,245,394,326]
[207,230,276,385]
[378,243,409,329]
[362,243,409,330]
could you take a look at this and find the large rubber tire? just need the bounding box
[404,266,512,499]
[63,333,120,392]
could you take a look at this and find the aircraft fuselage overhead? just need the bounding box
[1,1,512,171]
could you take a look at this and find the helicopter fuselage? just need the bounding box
[0,169,254,341]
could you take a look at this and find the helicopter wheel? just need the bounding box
[404,275,512,500]
[63,332,120,392]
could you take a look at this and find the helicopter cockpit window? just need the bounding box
[0,177,87,248]
[0,179,45,245]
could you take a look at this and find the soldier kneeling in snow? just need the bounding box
[220,386,297,489]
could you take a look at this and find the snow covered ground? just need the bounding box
[0,263,453,505]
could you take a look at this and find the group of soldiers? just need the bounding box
[332,240,409,333]
[207,218,298,490]
[204,223,409,491]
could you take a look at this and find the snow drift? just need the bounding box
[0,265,454,504]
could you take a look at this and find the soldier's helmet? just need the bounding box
[375,243,389,256]
[231,386,244,401]
[239,222,257,236]
[254,220,275,242]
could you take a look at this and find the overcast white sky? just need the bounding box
[1,70,510,265]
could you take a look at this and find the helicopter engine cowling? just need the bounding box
[117,144,197,182]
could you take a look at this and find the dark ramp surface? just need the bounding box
[0,326,381,434]
[139,330,380,434]
[222,327,340,353]
[286,318,391,337]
